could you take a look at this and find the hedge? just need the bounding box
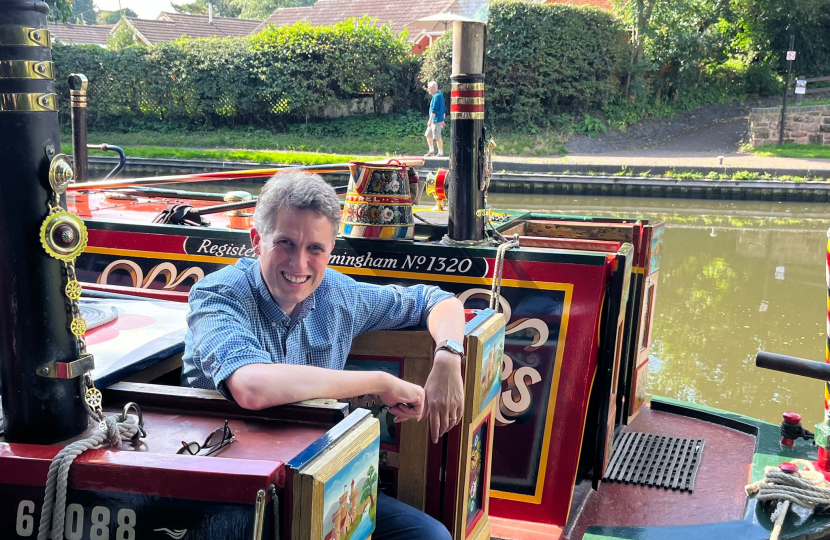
[420,1,629,127]
[53,17,418,128]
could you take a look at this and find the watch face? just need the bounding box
[446,339,464,354]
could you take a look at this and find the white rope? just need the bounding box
[490,235,519,311]
[746,462,830,540]
[37,414,141,540]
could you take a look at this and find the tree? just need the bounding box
[71,0,97,24]
[360,466,377,508]
[228,0,316,20]
[46,0,74,22]
[106,19,143,50]
[98,8,137,25]
[174,0,242,18]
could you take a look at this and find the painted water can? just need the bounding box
[341,161,415,240]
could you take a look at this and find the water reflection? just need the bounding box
[491,194,830,427]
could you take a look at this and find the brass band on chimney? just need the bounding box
[0,26,52,47]
[0,60,54,79]
[0,92,58,112]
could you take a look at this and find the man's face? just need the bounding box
[250,208,335,317]
[428,84,437,95]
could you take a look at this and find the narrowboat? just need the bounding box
[2,2,830,540]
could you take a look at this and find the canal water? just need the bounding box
[490,194,830,428]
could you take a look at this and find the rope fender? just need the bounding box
[37,414,141,540]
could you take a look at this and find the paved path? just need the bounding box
[511,115,830,171]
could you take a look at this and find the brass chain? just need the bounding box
[43,172,100,424]
[64,261,87,354]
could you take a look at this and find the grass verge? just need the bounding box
[62,125,568,159]
[748,143,830,160]
[62,143,380,166]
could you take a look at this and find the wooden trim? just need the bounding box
[349,329,434,510]
[102,382,349,425]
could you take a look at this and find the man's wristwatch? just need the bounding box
[435,339,464,357]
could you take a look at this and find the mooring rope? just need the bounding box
[780,420,814,442]
[746,460,830,540]
[37,413,142,540]
[490,234,520,311]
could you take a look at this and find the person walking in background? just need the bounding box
[425,81,446,157]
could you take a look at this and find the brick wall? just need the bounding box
[749,104,830,146]
[543,0,613,9]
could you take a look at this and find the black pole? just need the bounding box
[0,0,89,443]
[69,73,88,183]
[448,21,486,242]
[778,35,795,146]
[756,351,830,381]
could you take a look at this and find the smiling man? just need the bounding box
[181,171,464,539]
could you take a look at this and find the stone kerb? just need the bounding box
[750,104,830,147]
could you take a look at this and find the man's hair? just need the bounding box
[254,172,341,239]
[428,80,438,89]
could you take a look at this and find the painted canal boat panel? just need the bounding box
[320,434,380,540]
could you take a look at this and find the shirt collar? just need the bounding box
[248,258,316,325]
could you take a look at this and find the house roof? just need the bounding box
[255,0,487,43]
[125,13,261,45]
[50,23,113,47]
[157,12,263,38]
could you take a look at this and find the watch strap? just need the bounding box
[435,339,464,356]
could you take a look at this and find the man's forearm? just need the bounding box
[227,363,391,410]
[427,297,465,350]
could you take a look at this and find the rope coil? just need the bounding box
[746,461,830,540]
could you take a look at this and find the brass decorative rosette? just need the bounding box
[40,210,88,261]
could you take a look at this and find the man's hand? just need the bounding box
[378,373,425,422]
[422,351,464,444]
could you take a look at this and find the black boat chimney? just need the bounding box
[0,0,90,443]
[448,21,487,242]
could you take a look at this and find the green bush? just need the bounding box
[419,0,629,128]
[53,18,418,128]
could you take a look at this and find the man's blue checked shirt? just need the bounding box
[181,258,453,399]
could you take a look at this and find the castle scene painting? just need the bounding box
[479,327,505,412]
[322,436,380,540]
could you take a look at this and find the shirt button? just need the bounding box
[272,322,276,327]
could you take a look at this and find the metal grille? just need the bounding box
[603,432,705,492]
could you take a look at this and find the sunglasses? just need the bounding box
[177,419,235,456]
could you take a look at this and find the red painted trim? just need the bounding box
[89,229,188,255]
[83,282,190,302]
[451,90,484,98]
[450,104,485,113]
[0,443,283,504]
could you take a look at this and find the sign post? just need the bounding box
[779,35,796,146]
[795,78,807,105]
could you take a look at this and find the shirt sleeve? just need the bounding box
[430,94,438,115]
[350,280,454,336]
[187,284,274,400]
